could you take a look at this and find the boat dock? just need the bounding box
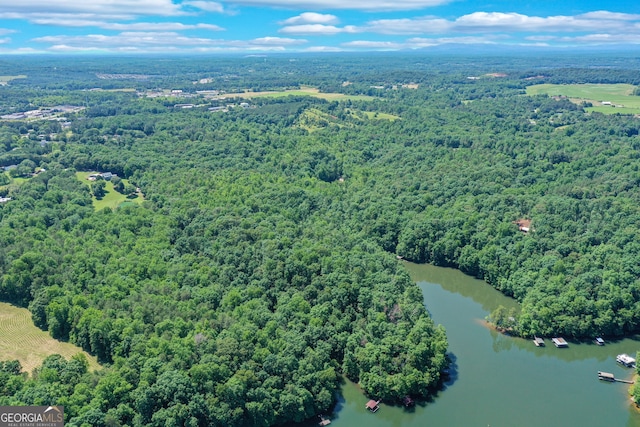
[365,400,381,413]
[552,337,568,348]
[616,354,636,368]
[598,371,634,384]
[318,416,332,426]
[533,337,545,347]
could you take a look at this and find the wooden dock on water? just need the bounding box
[598,371,634,384]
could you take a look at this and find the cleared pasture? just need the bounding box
[76,172,144,211]
[526,83,640,114]
[0,302,100,373]
[229,87,374,101]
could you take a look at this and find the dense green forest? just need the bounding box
[2,54,640,424]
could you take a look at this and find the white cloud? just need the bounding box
[0,29,16,35]
[220,0,453,11]
[30,31,308,52]
[0,38,10,44]
[0,0,184,16]
[182,1,225,13]
[0,47,48,54]
[527,33,640,45]
[578,11,640,21]
[363,11,640,35]
[341,40,403,49]
[304,45,344,52]
[279,24,358,35]
[364,16,449,34]
[341,35,501,50]
[406,35,500,46]
[249,36,307,45]
[280,12,338,25]
[28,18,224,31]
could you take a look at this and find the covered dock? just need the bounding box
[598,371,615,381]
[365,400,381,413]
[552,337,568,348]
[533,337,545,347]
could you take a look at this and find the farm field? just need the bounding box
[526,83,640,114]
[229,86,374,101]
[0,302,100,373]
[75,172,144,211]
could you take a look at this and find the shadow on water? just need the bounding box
[441,352,459,389]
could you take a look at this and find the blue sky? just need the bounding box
[0,0,638,54]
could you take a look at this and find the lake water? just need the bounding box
[324,263,640,427]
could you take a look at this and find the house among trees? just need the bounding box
[87,172,117,181]
[514,218,532,233]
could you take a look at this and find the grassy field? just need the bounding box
[0,302,100,373]
[229,87,374,101]
[0,75,27,83]
[296,108,343,132]
[346,108,400,121]
[296,108,400,132]
[0,174,27,193]
[76,172,144,211]
[362,111,400,121]
[526,83,640,114]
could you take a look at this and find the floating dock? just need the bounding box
[533,337,545,347]
[595,337,605,346]
[552,337,568,348]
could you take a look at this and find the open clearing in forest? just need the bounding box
[0,75,27,83]
[76,172,144,211]
[526,83,640,114]
[229,87,374,101]
[297,108,400,132]
[0,302,100,373]
[359,110,400,121]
